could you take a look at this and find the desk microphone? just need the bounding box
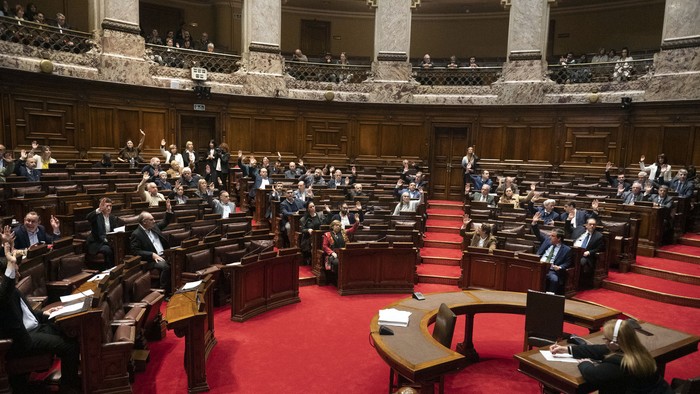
[379,325,394,335]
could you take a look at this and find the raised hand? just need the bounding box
[298,159,304,166]
[208,182,215,191]
[532,211,542,223]
[644,184,652,194]
[31,140,39,150]
[277,151,282,160]
[591,199,599,210]
[50,215,60,231]
[238,150,243,159]
[463,214,471,225]
[464,183,471,193]
[344,177,350,185]
[20,149,27,160]
[530,183,537,191]
[355,201,362,210]
[324,204,330,212]
[1,225,14,245]
[353,213,360,221]
[161,139,167,146]
[143,172,151,181]
[98,197,108,212]
[617,183,624,194]
[140,129,146,136]
[165,198,172,212]
[606,161,613,171]
[175,180,181,189]
[640,155,645,162]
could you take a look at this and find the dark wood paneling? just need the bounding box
[662,126,691,167]
[88,106,116,149]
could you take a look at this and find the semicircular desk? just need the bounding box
[369,290,620,389]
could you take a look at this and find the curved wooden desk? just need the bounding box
[369,290,619,387]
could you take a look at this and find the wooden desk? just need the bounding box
[515,322,699,394]
[461,249,548,293]
[337,244,417,295]
[166,277,217,393]
[370,290,619,390]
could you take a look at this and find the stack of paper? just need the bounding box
[378,308,411,327]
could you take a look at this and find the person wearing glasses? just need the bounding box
[549,319,671,393]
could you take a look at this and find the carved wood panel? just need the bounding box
[563,125,616,164]
[305,119,349,156]
[12,95,77,149]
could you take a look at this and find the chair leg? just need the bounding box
[439,376,444,394]
[389,368,394,394]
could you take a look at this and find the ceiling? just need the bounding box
[279,0,659,15]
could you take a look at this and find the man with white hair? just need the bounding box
[142,157,161,182]
[129,200,174,295]
[529,198,559,225]
[180,167,201,189]
[137,172,166,207]
[471,184,495,206]
[618,181,644,205]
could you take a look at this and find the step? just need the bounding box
[429,200,464,207]
[632,256,700,285]
[427,208,465,216]
[427,202,464,212]
[417,263,462,277]
[601,271,700,308]
[426,219,463,228]
[679,237,700,248]
[421,246,463,260]
[423,239,462,250]
[417,274,460,286]
[425,225,461,235]
[299,265,316,287]
[429,212,464,221]
[424,232,462,242]
[655,245,700,265]
[421,256,461,266]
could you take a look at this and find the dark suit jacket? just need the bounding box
[643,193,672,208]
[249,175,271,198]
[218,151,231,174]
[330,210,364,225]
[569,225,605,262]
[13,225,56,250]
[129,212,173,264]
[471,192,495,206]
[605,171,631,191]
[669,179,695,198]
[558,209,598,229]
[0,264,45,350]
[532,224,572,271]
[17,162,41,182]
[86,209,121,255]
[280,198,305,226]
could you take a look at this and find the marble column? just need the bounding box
[369,0,418,82]
[500,0,554,83]
[241,0,283,74]
[647,0,700,100]
[98,0,150,84]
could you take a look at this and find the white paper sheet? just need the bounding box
[540,350,579,363]
[49,302,85,320]
[182,280,203,291]
[60,289,94,303]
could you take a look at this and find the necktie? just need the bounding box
[581,233,590,248]
[678,182,684,194]
[545,245,555,263]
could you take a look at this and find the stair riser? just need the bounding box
[601,281,700,308]
[679,238,700,248]
[417,275,460,286]
[631,266,700,286]
[423,240,462,249]
[655,250,700,265]
[428,205,464,212]
[429,214,463,221]
[420,257,461,266]
[426,227,461,235]
[299,276,317,287]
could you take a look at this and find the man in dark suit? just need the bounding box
[669,169,695,198]
[13,211,60,250]
[558,200,599,230]
[618,181,645,204]
[248,168,271,200]
[86,198,121,268]
[643,184,673,208]
[129,200,174,295]
[17,155,41,182]
[471,184,496,206]
[605,162,631,191]
[528,198,559,225]
[1,236,80,391]
[531,212,572,294]
[331,201,364,227]
[568,218,604,274]
[279,189,306,247]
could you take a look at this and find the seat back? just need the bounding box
[186,248,213,272]
[524,290,565,350]
[432,303,457,349]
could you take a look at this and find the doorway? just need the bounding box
[179,114,217,172]
[300,20,330,58]
[431,126,470,200]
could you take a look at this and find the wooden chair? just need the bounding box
[524,290,565,351]
[389,303,457,394]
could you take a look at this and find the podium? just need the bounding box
[166,276,217,393]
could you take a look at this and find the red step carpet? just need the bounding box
[635,255,700,276]
[606,271,700,298]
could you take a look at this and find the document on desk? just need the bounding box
[378,308,411,327]
[60,289,94,303]
[540,350,579,363]
[182,280,203,291]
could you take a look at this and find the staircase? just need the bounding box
[601,233,700,308]
[417,200,464,287]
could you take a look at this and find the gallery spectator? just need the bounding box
[420,54,433,69]
[613,47,633,81]
[292,49,308,62]
[591,48,608,63]
[118,129,145,165]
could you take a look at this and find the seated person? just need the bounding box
[160,139,184,169]
[154,171,172,190]
[528,197,559,225]
[141,157,161,181]
[446,55,459,69]
[93,153,113,168]
[248,168,271,202]
[137,172,166,207]
[495,176,519,194]
[395,179,421,199]
[643,184,672,208]
[86,197,123,268]
[16,154,41,182]
[0,239,80,392]
[470,184,495,206]
[280,189,306,247]
[328,169,355,189]
[669,169,694,198]
[618,181,644,204]
[392,191,423,215]
[331,201,364,227]
[0,148,15,183]
[300,168,326,187]
[471,169,493,191]
[13,212,60,250]
[558,200,599,230]
[531,212,572,294]
[346,183,367,200]
[117,129,145,164]
[605,162,630,191]
[205,184,236,219]
[284,160,305,179]
[167,160,182,179]
[294,181,313,204]
[569,218,604,275]
[640,154,672,185]
[550,319,671,394]
[420,54,433,69]
[31,143,56,170]
[499,183,535,209]
[322,217,360,272]
[179,167,201,189]
[467,223,497,253]
[129,201,174,295]
[168,181,189,205]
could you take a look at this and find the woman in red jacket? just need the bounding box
[322,216,359,271]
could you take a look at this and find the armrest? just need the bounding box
[111,320,136,326]
[125,302,149,309]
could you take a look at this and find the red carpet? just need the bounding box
[423,232,462,242]
[635,256,700,276]
[420,247,462,259]
[658,244,700,256]
[606,271,700,298]
[682,233,700,240]
[426,219,463,227]
[427,208,463,215]
[299,264,314,277]
[416,264,461,277]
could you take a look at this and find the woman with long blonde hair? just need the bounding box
[322,217,359,272]
[550,319,670,393]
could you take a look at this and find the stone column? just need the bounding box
[242,0,283,74]
[98,0,150,84]
[369,0,418,82]
[500,0,555,82]
[647,0,700,100]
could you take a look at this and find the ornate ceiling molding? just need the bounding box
[367,0,421,9]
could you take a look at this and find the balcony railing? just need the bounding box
[548,58,654,84]
[412,66,502,86]
[286,61,372,83]
[146,44,241,74]
[0,15,93,53]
